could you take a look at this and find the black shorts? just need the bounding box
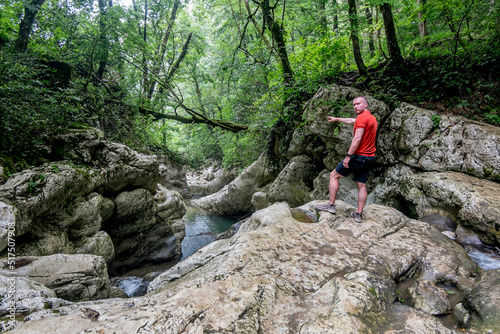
[334,154,375,184]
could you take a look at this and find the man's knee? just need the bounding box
[356,181,367,189]
[330,170,343,179]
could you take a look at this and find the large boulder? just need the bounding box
[377,103,500,180]
[267,155,319,207]
[465,268,500,330]
[192,154,274,215]
[373,169,500,246]
[157,157,191,198]
[0,254,112,302]
[107,185,186,273]
[0,275,70,322]
[0,201,14,252]
[187,166,237,195]
[0,128,187,273]
[11,202,497,333]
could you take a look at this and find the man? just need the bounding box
[316,96,377,223]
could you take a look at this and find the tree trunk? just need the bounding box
[317,0,328,33]
[379,2,403,62]
[191,65,224,160]
[417,0,428,37]
[348,0,368,75]
[12,0,46,52]
[96,0,111,81]
[262,0,294,88]
[375,6,388,60]
[261,0,298,168]
[157,33,193,95]
[332,0,339,33]
[147,0,180,99]
[365,2,375,55]
[142,0,149,99]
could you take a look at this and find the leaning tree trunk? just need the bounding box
[379,2,403,62]
[12,0,46,52]
[348,0,368,76]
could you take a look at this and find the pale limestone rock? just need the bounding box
[0,275,71,317]
[251,191,269,210]
[157,159,190,198]
[302,85,390,142]
[7,202,491,333]
[267,155,318,207]
[46,128,104,164]
[187,166,236,195]
[309,168,369,208]
[467,268,500,331]
[377,103,500,179]
[74,231,115,264]
[442,231,457,240]
[114,188,157,222]
[108,186,186,272]
[454,302,471,327]
[99,196,115,222]
[192,154,273,215]
[455,225,484,246]
[400,171,500,245]
[0,254,111,302]
[0,127,165,260]
[373,168,500,246]
[0,201,15,252]
[408,279,451,315]
[64,193,103,240]
[96,142,160,194]
[155,184,186,220]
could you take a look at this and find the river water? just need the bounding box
[111,199,240,296]
[181,201,239,260]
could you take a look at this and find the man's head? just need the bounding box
[353,96,368,115]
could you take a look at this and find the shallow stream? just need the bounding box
[111,199,240,296]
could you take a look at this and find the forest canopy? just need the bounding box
[0,0,499,174]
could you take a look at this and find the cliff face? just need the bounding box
[0,129,187,308]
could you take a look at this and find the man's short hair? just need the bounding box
[354,96,368,105]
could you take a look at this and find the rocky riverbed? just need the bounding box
[5,202,500,333]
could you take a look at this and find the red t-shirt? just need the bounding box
[353,110,377,156]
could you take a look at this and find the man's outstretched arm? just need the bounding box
[327,116,356,125]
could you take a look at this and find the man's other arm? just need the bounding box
[343,128,365,167]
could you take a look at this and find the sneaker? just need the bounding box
[316,202,336,214]
[350,211,363,223]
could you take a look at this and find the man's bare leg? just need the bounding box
[356,181,367,213]
[329,170,343,205]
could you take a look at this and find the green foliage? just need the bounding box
[431,115,442,128]
[290,32,350,95]
[27,174,45,193]
[1,0,499,176]
[0,51,94,170]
